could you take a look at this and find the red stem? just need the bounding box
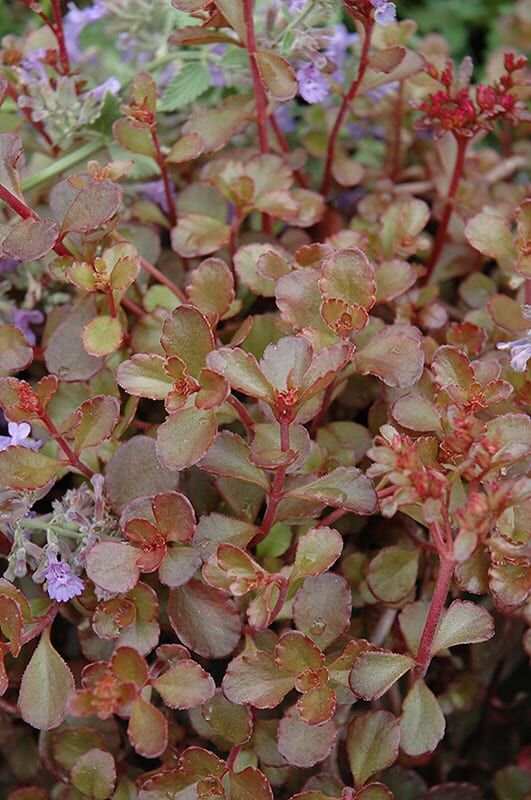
[40,410,94,479]
[253,416,290,544]
[20,604,58,646]
[321,508,347,527]
[0,185,72,258]
[414,552,454,678]
[152,126,177,229]
[106,287,117,318]
[227,395,255,440]
[389,81,403,181]
[269,113,309,189]
[50,0,71,75]
[138,253,186,302]
[321,21,373,196]
[310,380,336,438]
[425,134,468,279]
[120,295,145,317]
[242,0,272,235]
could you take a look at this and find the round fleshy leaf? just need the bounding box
[117,354,173,400]
[128,697,168,759]
[86,542,140,594]
[82,316,123,357]
[222,650,294,708]
[256,51,297,101]
[161,305,215,375]
[168,579,241,658]
[153,658,216,709]
[293,573,351,649]
[71,748,116,800]
[156,407,217,471]
[349,650,415,701]
[366,546,419,604]
[2,217,58,261]
[277,705,336,768]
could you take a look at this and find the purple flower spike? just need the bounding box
[0,257,20,276]
[0,422,42,452]
[63,1,108,62]
[296,63,330,104]
[43,558,84,602]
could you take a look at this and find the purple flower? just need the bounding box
[63,1,108,62]
[296,63,330,104]
[0,258,20,276]
[274,104,296,134]
[43,558,84,602]
[324,24,359,81]
[497,335,531,372]
[86,77,121,102]
[0,422,42,452]
[288,0,306,11]
[370,0,397,25]
[10,309,44,346]
[141,179,176,214]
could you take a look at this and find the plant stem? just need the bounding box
[151,126,177,228]
[227,396,255,440]
[320,508,347,527]
[121,295,145,317]
[414,552,454,679]
[0,185,72,257]
[242,0,272,235]
[389,81,403,181]
[22,139,104,193]
[20,604,58,647]
[254,416,291,544]
[139,255,186,301]
[310,379,336,438]
[425,134,468,279]
[321,21,373,195]
[50,0,71,75]
[269,113,309,189]
[106,287,117,318]
[40,410,94,479]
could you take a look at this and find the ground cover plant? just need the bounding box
[0,0,529,798]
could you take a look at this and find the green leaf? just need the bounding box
[256,522,291,559]
[0,447,61,490]
[290,526,343,584]
[66,395,120,451]
[153,658,216,709]
[255,51,297,101]
[89,90,122,135]
[161,305,215,375]
[127,697,168,759]
[117,354,173,400]
[399,679,445,756]
[277,705,336,768]
[71,748,116,799]
[347,710,400,788]
[82,316,123,357]
[200,689,253,745]
[366,546,419,604]
[493,766,531,800]
[200,431,270,489]
[159,64,211,111]
[156,407,217,471]
[19,628,74,730]
[349,650,415,701]
[167,578,241,658]
[2,217,58,261]
[293,573,351,649]
[222,650,294,708]
[0,132,24,198]
[285,467,378,515]
[113,118,156,159]
[0,324,33,375]
[86,542,140,594]
[432,600,494,654]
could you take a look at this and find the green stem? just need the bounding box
[21,139,105,193]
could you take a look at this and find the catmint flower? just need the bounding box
[274,104,296,133]
[0,258,20,276]
[289,0,307,11]
[370,0,397,25]
[43,557,84,602]
[86,77,121,102]
[63,1,108,62]
[0,422,42,452]
[296,63,330,104]
[324,24,359,81]
[497,305,531,372]
[209,44,227,88]
[10,309,44,346]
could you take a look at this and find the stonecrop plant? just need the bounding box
[0,0,529,798]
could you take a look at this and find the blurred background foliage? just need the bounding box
[0,0,524,65]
